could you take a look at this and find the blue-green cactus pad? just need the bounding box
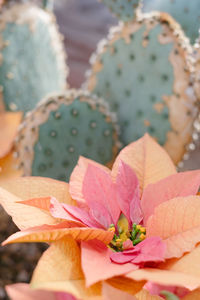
[89,24,173,145]
[16,91,118,181]
[142,0,200,44]
[86,16,196,163]
[101,0,140,21]
[0,3,67,113]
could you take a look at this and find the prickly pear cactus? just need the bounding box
[15,90,119,181]
[100,0,140,22]
[194,41,200,103]
[86,13,198,164]
[141,0,200,44]
[0,2,67,113]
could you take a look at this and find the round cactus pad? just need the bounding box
[0,3,67,113]
[101,0,140,22]
[15,90,119,181]
[86,14,197,164]
[141,0,200,44]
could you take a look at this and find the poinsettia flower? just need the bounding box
[1,134,200,298]
[0,110,22,181]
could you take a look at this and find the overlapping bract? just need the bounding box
[1,134,200,299]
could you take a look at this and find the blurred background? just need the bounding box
[54,0,116,87]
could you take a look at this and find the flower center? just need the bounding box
[108,222,146,252]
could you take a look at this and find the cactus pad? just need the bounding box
[194,41,200,104]
[100,0,140,22]
[86,13,198,164]
[15,90,119,181]
[0,2,67,113]
[141,0,200,44]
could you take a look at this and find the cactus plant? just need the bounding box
[15,90,119,181]
[0,2,67,114]
[100,0,140,22]
[85,13,198,164]
[194,41,200,102]
[141,0,200,44]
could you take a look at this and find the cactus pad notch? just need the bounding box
[86,13,198,164]
[141,0,200,44]
[15,90,119,181]
[100,0,140,22]
[0,2,67,113]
